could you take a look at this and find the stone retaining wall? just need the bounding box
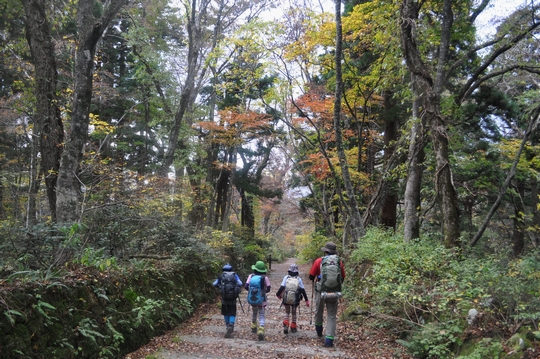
[0,261,216,358]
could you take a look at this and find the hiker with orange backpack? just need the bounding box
[244,260,271,341]
[276,263,309,334]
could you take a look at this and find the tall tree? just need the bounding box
[400,0,461,247]
[333,0,364,242]
[340,0,410,230]
[21,0,64,223]
[403,93,425,241]
[56,0,125,223]
[400,0,540,247]
[159,0,275,176]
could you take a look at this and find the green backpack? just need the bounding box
[320,254,342,293]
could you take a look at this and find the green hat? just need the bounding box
[251,260,267,273]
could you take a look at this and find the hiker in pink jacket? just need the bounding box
[244,260,271,340]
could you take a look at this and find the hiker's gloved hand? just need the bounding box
[277,295,282,300]
[305,300,310,307]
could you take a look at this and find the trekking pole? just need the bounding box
[237,297,245,314]
[310,280,314,324]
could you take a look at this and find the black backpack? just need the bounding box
[221,271,240,300]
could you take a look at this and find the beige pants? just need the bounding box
[314,287,338,338]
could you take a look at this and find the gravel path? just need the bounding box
[124,258,411,359]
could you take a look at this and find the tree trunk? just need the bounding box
[221,151,237,232]
[530,175,540,248]
[403,93,425,241]
[380,91,400,230]
[221,179,233,232]
[56,0,125,224]
[214,167,231,227]
[138,94,151,176]
[240,188,255,236]
[160,0,208,175]
[186,160,207,229]
[361,138,408,229]
[401,0,461,247]
[22,0,64,222]
[512,179,525,256]
[26,132,39,227]
[204,80,220,228]
[0,182,4,219]
[430,107,461,248]
[334,0,364,242]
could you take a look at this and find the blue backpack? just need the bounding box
[247,275,266,306]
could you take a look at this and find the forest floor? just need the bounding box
[123,258,412,359]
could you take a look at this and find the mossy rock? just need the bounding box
[457,338,477,356]
[507,333,532,352]
[456,337,504,358]
[342,302,370,321]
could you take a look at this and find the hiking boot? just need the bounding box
[224,324,234,338]
[324,338,334,347]
[251,322,257,333]
[283,319,289,334]
[283,326,289,334]
[290,322,297,333]
[315,325,323,338]
[257,326,265,341]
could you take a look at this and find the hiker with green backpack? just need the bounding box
[276,263,309,334]
[309,242,346,348]
[244,260,272,341]
[213,263,243,338]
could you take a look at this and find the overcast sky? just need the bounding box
[265,0,530,41]
[271,0,526,30]
[474,0,528,37]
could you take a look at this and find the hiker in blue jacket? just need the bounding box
[244,260,271,340]
[213,263,242,338]
[276,263,309,334]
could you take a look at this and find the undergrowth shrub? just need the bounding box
[456,338,505,359]
[348,227,540,359]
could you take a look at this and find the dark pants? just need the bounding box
[221,301,237,316]
[221,300,237,326]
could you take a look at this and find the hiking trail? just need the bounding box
[124,258,411,359]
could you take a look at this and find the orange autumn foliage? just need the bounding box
[197,109,272,147]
